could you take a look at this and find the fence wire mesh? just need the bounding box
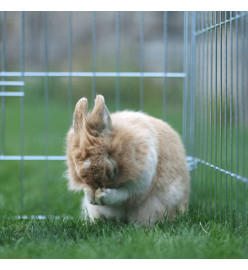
[186,11,248,243]
[0,11,247,243]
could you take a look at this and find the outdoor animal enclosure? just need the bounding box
[0,11,247,241]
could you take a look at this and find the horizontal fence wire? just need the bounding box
[0,92,24,97]
[0,81,24,86]
[14,215,72,220]
[5,153,247,186]
[0,155,66,160]
[191,157,248,184]
[0,72,185,78]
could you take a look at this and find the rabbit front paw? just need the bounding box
[95,188,128,206]
[83,186,96,205]
[95,188,109,205]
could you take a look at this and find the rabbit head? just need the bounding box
[66,95,119,190]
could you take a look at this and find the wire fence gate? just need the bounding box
[0,11,247,242]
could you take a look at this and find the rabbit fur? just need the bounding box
[66,95,190,226]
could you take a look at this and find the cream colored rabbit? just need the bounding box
[66,95,190,226]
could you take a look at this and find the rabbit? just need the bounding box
[65,94,190,226]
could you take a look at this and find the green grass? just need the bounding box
[0,209,247,259]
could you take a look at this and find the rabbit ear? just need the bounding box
[73,97,88,136]
[86,95,112,134]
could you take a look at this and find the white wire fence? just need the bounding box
[186,11,248,244]
[0,12,247,243]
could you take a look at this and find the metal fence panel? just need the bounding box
[0,12,247,244]
[186,11,248,243]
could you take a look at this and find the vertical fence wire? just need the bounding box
[44,12,49,215]
[214,11,218,219]
[240,12,246,245]
[219,11,223,222]
[245,14,248,247]
[1,12,6,156]
[92,12,96,105]
[115,12,120,111]
[20,12,25,213]
[191,14,196,161]
[229,11,234,231]
[200,11,204,208]
[196,12,201,207]
[224,11,228,221]
[139,12,144,111]
[204,11,209,211]
[68,12,72,126]
[183,12,188,150]
[190,12,196,205]
[235,13,239,233]
[163,12,167,121]
[209,11,213,217]
[244,12,247,248]
[68,11,73,213]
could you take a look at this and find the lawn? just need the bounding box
[0,208,247,259]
